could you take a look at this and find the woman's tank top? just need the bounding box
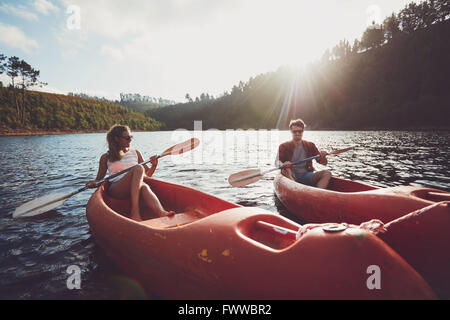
[107,149,139,183]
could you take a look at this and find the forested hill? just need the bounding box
[148,10,450,130]
[0,87,163,133]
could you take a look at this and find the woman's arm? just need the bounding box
[86,154,108,188]
[136,150,157,177]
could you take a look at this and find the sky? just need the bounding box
[0,0,419,102]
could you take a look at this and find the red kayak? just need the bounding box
[274,174,449,224]
[86,177,436,299]
[274,174,450,298]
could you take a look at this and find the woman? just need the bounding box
[86,124,174,221]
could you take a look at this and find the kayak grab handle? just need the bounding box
[255,221,297,241]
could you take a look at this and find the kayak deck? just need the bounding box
[142,211,205,229]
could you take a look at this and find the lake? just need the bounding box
[0,130,449,299]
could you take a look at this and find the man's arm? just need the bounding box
[277,145,295,180]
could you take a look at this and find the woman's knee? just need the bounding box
[132,165,145,176]
[140,183,151,193]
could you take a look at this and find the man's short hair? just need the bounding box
[289,119,306,130]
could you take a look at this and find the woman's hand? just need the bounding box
[150,155,159,167]
[86,180,97,188]
[145,155,158,177]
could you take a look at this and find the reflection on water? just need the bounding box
[0,130,449,299]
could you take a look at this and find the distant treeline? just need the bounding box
[148,0,450,130]
[68,92,113,103]
[119,93,176,105]
[118,93,177,114]
[66,92,177,114]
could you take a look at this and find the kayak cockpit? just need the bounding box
[327,177,378,192]
[101,177,240,228]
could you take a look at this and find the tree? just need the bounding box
[421,1,438,27]
[383,13,401,41]
[352,39,361,54]
[399,2,422,33]
[185,93,193,103]
[432,0,450,22]
[6,56,21,115]
[18,59,46,125]
[361,22,385,50]
[0,53,6,75]
[332,39,352,59]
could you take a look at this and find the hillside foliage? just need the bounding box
[0,87,163,131]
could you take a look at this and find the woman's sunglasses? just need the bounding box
[120,135,133,141]
[291,130,303,134]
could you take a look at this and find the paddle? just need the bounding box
[228,146,356,188]
[13,138,200,219]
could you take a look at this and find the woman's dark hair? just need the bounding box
[106,124,130,162]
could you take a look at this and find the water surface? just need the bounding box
[0,130,448,299]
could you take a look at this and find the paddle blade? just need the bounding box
[329,146,356,155]
[228,169,262,187]
[13,193,68,218]
[160,138,200,158]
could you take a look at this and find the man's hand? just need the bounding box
[282,161,294,169]
[320,151,328,159]
[318,151,328,164]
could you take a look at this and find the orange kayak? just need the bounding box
[86,177,435,299]
[274,174,450,298]
[274,174,449,224]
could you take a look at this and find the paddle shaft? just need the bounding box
[17,157,158,216]
[229,146,356,187]
[275,155,320,171]
[233,155,321,183]
[14,138,200,218]
[269,147,356,173]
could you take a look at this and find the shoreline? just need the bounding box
[1,127,450,137]
[0,129,108,137]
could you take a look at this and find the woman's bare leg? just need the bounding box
[140,184,174,217]
[108,165,145,221]
[109,166,174,220]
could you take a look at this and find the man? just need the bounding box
[276,119,331,189]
